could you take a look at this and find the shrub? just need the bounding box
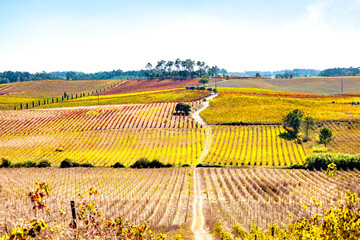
[130,158,172,168]
[37,159,52,168]
[130,158,151,168]
[60,159,94,168]
[207,87,213,91]
[0,157,12,168]
[12,160,37,168]
[189,86,195,90]
[304,153,360,170]
[112,162,125,168]
[181,164,191,167]
[60,159,75,168]
[198,86,206,90]
[175,102,191,115]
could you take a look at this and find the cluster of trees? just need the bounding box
[0,71,57,84]
[319,67,360,76]
[145,59,220,79]
[282,109,333,145]
[51,70,147,80]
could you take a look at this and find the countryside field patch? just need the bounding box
[200,88,360,124]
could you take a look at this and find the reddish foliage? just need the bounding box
[99,78,201,95]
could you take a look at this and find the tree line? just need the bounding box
[0,71,58,84]
[144,59,219,79]
[318,67,360,76]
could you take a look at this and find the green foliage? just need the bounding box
[112,162,126,168]
[199,78,209,85]
[319,127,334,147]
[12,160,37,168]
[303,116,315,141]
[130,158,172,168]
[60,159,94,168]
[175,102,191,115]
[36,159,52,168]
[282,109,304,137]
[255,72,261,77]
[303,153,360,170]
[0,157,12,168]
[145,59,219,79]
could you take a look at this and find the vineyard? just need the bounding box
[0,80,120,110]
[0,101,205,166]
[1,168,359,237]
[204,125,307,166]
[35,89,211,109]
[198,168,360,231]
[0,168,194,232]
[99,78,213,95]
[210,76,360,94]
[200,88,360,124]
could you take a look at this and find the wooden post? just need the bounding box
[71,201,77,228]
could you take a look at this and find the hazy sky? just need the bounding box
[1,0,360,73]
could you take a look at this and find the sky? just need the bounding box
[0,0,360,73]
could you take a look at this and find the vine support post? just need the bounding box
[71,200,77,229]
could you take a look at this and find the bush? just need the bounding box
[60,159,75,168]
[130,158,172,168]
[304,153,360,170]
[0,157,12,168]
[175,102,191,115]
[181,164,191,167]
[12,160,37,168]
[112,162,125,168]
[37,159,52,168]
[189,86,195,90]
[60,159,94,168]
[130,158,151,168]
[207,87,213,91]
[198,86,206,90]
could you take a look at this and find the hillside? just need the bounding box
[209,76,360,94]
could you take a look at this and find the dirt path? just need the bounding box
[192,93,218,164]
[191,93,218,239]
[192,169,213,239]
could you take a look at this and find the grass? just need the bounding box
[200,88,360,124]
[36,89,210,109]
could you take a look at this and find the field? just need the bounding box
[0,80,120,110]
[1,168,359,236]
[200,88,360,124]
[0,101,206,166]
[199,168,360,231]
[204,125,307,166]
[0,168,194,232]
[35,89,211,109]
[1,78,360,239]
[209,76,360,94]
[99,78,213,95]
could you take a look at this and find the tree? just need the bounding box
[303,116,315,140]
[255,72,261,77]
[199,78,209,86]
[175,102,191,115]
[282,109,304,137]
[319,127,334,147]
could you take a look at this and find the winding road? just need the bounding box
[191,93,218,239]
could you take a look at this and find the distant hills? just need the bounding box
[1,67,359,84]
[229,69,321,78]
